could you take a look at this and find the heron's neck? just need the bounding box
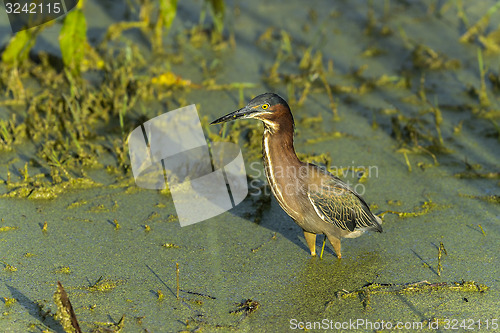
[261,121,302,219]
[262,121,301,177]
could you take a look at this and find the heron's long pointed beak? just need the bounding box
[210,105,255,125]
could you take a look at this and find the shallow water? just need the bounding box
[0,0,499,332]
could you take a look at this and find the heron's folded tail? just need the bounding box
[372,215,383,233]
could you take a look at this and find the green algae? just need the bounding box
[54,266,72,275]
[0,226,17,232]
[67,199,88,209]
[380,198,449,219]
[3,297,16,307]
[1,176,102,199]
[297,152,331,169]
[1,262,17,272]
[459,193,500,204]
[89,204,109,213]
[162,243,180,249]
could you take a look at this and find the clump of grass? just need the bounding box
[258,29,340,117]
[207,0,225,41]
[59,8,87,77]
[460,2,500,49]
[0,0,248,202]
[411,44,460,71]
[154,0,179,52]
[0,114,27,151]
[391,110,453,168]
[476,48,491,109]
[1,28,38,69]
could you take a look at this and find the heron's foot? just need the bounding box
[327,236,342,259]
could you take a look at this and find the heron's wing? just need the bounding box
[307,180,381,232]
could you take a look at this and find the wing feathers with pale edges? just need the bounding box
[307,180,382,232]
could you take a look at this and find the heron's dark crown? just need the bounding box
[248,93,290,111]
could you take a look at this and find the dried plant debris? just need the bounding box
[251,233,277,253]
[455,171,500,180]
[87,276,122,293]
[437,241,448,277]
[54,281,127,332]
[92,315,125,333]
[230,299,260,316]
[460,2,500,49]
[331,280,488,311]
[53,281,82,333]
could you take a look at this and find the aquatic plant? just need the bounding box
[59,9,87,76]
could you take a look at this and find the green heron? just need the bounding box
[211,93,382,258]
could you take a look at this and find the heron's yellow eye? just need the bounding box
[262,103,270,110]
